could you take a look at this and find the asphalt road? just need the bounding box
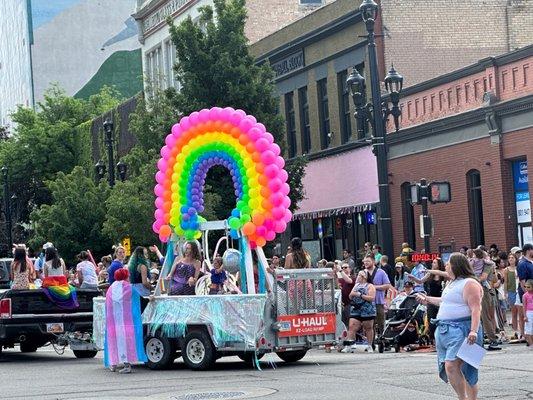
[0,344,530,400]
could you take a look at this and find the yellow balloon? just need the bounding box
[194,231,202,239]
[171,193,179,202]
[250,198,260,209]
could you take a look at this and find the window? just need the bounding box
[317,78,330,150]
[467,170,485,247]
[299,0,323,4]
[298,86,311,154]
[337,70,352,144]
[285,92,297,158]
[401,182,416,250]
[145,45,163,95]
[164,40,181,90]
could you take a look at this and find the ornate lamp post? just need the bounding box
[95,160,106,182]
[103,119,115,187]
[117,161,128,182]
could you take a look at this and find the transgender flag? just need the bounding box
[104,280,147,367]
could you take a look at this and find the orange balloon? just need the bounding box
[230,127,241,138]
[256,237,266,247]
[246,142,255,153]
[239,135,249,146]
[213,121,223,131]
[252,213,265,226]
[258,174,268,186]
[159,225,172,237]
[163,201,172,212]
[260,187,271,198]
[252,152,261,163]
[221,122,232,133]
[261,199,272,211]
[163,190,172,200]
[242,222,256,236]
[204,121,214,133]
[255,164,265,174]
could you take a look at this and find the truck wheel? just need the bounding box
[145,336,175,370]
[276,349,307,363]
[73,350,98,358]
[238,352,264,366]
[20,343,38,353]
[182,331,216,370]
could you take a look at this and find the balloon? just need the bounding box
[271,207,285,220]
[255,226,267,237]
[265,230,276,241]
[159,225,172,237]
[165,134,177,147]
[282,196,291,208]
[242,222,256,236]
[155,171,166,184]
[271,143,281,156]
[155,197,164,209]
[248,127,262,141]
[229,217,241,230]
[274,221,287,233]
[157,158,167,171]
[152,221,162,233]
[256,237,266,247]
[255,138,269,152]
[261,151,276,165]
[154,185,164,197]
[268,179,282,192]
[159,233,169,243]
[275,156,285,169]
[284,209,293,222]
[171,123,182,137]
[179,116,191,131]
[161,146,171,159]
[279,169,288,183]
[264,132,274,144]
[252,212,265,226]
[280,183,290,196]
[264,164,279,179]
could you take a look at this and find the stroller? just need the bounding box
[376,293,428,353]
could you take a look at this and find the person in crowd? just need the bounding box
[149,267,160,286]
[10,245,31,290]
[149,245,165,265]
[76,251,98,290]
[493,257,507,335]
[394,261,409,291]
[372,245,382,264]
[360,242,373,260]
[165,241,202,295]
[343,269,376,353]
[523,279,533,347]
[363,254,391,339]
[98,269,109,285]
[408,258,428,293]
[342,249,356,271]
[104,268,147,374]
[380,255,395,287]
[517,244,533,307]
[335,262,355,329]
[268,254,282,274]
[100,255,112,274]
[33,242,54,279]
[425,258,446,344]
[108,246,126,285]
[504,252,523,340]
[209,256,228,295]
[401,280,415,296]
[284,237,311,269]
[416,253,483,400]
[43,246,67,278]
[459,246,469,256]
[128,246,152,296]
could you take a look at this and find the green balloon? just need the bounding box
[229,217,241,230]
[240,214,251,224]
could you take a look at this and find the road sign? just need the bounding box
[122,237,131,256]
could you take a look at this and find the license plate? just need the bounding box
[46,323,64,333]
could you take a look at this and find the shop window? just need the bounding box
[298,87,311,154]
[467,169,485,247]
[401,182,416,250]
[284,92,297,158]
[337,70,352,144]
[317,78,330,150]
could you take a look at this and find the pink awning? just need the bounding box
[294,146,379,220]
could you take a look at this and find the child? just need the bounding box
[469,248,487,277]
[209,257,228,295]
[523,279,533,347]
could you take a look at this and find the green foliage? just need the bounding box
[29,167,110,264]
[286,156,307,212]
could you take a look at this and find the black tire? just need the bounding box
[144,335,175,370]
[378,342,384,353]
[394,343,401,353]
[182,331,216,371]
[238,352,264,366]
[276,349,308,363]
[20,343,38,353]
[73,350,98,358]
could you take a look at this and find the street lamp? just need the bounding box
[117,161,127,182]
[103,119,115,187]
[94,160,106,182]
[1,167,12,251]
[346,0,405,259]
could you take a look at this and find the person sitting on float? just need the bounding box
[165,241,202,295]
[209,257,228,295]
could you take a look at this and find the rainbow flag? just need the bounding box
[42,276,79,310]
[104,280,147,367]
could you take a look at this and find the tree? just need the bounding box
[29,167,110,264]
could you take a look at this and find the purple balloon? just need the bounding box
[188,207,196,216]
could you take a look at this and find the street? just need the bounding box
[0,345,530,400]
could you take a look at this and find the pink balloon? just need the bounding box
[265,230,276,241]
[261,151,276,165]
[239,118,254,132]
[282,196,291,209]
[275,156,285,169]
[284,209,293,222]
[220,107,233,122]
[280,183,290,196]
[199,108,210,122]
[264,218,275,230]
[155,171,166,184]
[268,178,282,192]
[270,192,284,206]
[154,184,164,197]
[255,138,269,152]
[256,226,267,237]
[179,116,191,131]
[256,123,266,133]
[230,111,243,125]
[152,221,162,233]
[155,209,164,220]
[235,109,246,118]
[155,197,164,209]
[271,143,281,156]
[264,132,274,144]
[271,207,285,220]
[165,134,177,147]
[157,158,167,171]
[246,115,257,125]
[171,123,182,137]
[209,107,222,121]
[278,169,288,183]
[159,233,169,243]
[189,112,199,125]
[250,241,257,250]
[274,221,287,234]
[264,164,279,179]
[248,127,262,142]
[160,146,171,159]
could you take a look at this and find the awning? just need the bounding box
[293,146,379,220]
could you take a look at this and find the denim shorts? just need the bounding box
[435,317,483,387]
[507,292,517,307]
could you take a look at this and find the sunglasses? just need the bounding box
[341,266,348,269]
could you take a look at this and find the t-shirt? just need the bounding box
[338,277,355,306]
[517,257,533,299]
[367,267,390,305]
[210,268,227,285]
[380,263,395,286]
[523,291,533,312]
[410,263,427,293]
[34,254,45,272]
[107,260,123,285]
[374,253,382,263]
[77,261,98,285]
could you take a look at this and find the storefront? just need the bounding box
[513,160,532,246]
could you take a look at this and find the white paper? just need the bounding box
[457,338,487,369]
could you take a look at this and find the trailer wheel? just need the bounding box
[20,343,38,353]
[73,350,98,358]
[238,352,264,366]
[182,331,216,370]
[378,342,385,353]
[276,349,307,363]
[145,336,175,370]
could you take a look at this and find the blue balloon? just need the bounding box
[181,206,189,214]
[230,229,240,239]
[182,213,190,222]
[231,209,240,218]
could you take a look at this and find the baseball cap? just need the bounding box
[43,242,54,250]
[510,246,522,254]
[150,268,160,275]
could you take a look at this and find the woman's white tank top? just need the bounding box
[436,278,475,320]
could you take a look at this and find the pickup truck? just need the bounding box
[0,288,100,357]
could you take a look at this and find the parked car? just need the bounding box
[0,258,13,289]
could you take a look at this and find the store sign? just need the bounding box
[513,160,528,192]
[143,0,191,33]
[516,192,531,224]
[271,50,304,78]
[277,313,336,337]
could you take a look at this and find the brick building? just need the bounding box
[387,45,533,253]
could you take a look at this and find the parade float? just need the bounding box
[93,107,345,370]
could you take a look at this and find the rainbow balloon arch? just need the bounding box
[152,107,292,294]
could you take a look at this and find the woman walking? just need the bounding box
[416,253,483,400]
[505,252,524,340]
[343,270,376,353]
